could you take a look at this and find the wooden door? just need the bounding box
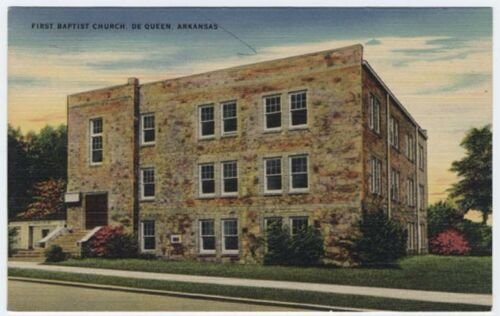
[85,193,108,229]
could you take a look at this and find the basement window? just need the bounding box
[264,95,282,131]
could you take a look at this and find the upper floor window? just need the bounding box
[141,168,155,200]
[199,105,215,138]
[406,133,415,162]
[418,144,425,169]
[199,219,216,254]
[221,161,238,195]
[407,177,415,207]
[199,163,215,196]
[289,91,307,127]
[389,116,399,149]
[289,155,309,192]
[419,184,425,210]
[264,95,282,130]
[264,157,282,193]
[141,113,155,145]
[90,118,103,165]
[290,217,308,235]
[390,168,400,201]
[222,219,239,254]
[369,94,380,134]
[141,220,155,251]
[221,101,237,135]
[369,156,382,195]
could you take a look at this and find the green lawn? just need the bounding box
[49,255,491,294]
[8,268,490,312]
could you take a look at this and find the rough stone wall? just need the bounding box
[66,83,138,232]
[138,45,365,265]
[417,132,428,253]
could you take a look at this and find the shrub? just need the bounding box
[45,245,67,262]
[430,228,471,255]
[87,226,138,258]
[353,211,407,266]
[455,221,491,255]
[264,223,324,266]
[427,201,463,239]
[8,227,18,257]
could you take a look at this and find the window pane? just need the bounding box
[224,220,237,235]
[292,218,308,235]
[202,180,215,194]
[225,236,238,250]
[267,175,282,190]
[201,106,214,121]
[144,237,155,250]
[224,178,238,193]
[144,183,155,197]
[291,157,307,173]
[92,150,103,163]
[292,174,308,189]
[266,159,281,175]
[202,121,214,136]
[223,162,237,178]
[266,113,281,129]
[201,220,214,235]
[202,236,215,250]
[291,109,307,126]
[223,103,236,118]
[92,119,103,134]
[201,165,214,179]
[265,96,280,113]
[144,129,155,143]
[92,136,102,150]
[223,118,237,133]
[143,115,155,129]
[291,92,306,110]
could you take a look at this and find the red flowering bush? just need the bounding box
[86,226,138,258]
[430,228,471,255]
[16,179,66,220]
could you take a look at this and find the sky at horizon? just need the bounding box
[7,7,492,203]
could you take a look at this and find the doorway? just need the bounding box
[85,193,108,229]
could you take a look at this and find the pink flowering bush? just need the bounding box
[430,228,471,255]
[86,225,138,258]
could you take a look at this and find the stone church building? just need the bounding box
[64,44,428,265]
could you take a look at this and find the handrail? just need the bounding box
[77,226,103,245]
[36,226,68,248]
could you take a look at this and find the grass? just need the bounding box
[8,268,490,312]
[49,255,492,294]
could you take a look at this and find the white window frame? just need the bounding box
[199,104,215,139]
[289,155,309,193]
[199,163,216,197]
[390,116,399,149]
[199,219,216,254]
[221,101,237,135]
[391,168,400,201]
[221,219,239,254]
[419,184,425,210]
[140,167,155,200]
[141,113,156,146]
[221,161,238,196]
[141,220,156,252]
[369,94,380,134]
[370,157,382,195]
[289,90,308,129]
[290,217,309,236]
[406,133,415,161]
[263,95,282,131]
[418,144,425,170]
[89,118,103,165]
[264,157,283,194]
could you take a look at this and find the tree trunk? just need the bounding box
[482,212,489,225]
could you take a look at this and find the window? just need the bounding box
[221,161,238,195]
[200,220,215,254]
[369,157,382,195]
[407,177,415,207]
[289,155,309,191]
[221,101,237,134]
[369,94,380,133]
[199,163,215,196]
[141,113,155,145]
[264,95,281,130]
[290,217,308,235]
[390,168,400,201]
[222,219,239,254]
[141,220,155,251]
[407,222,416,251]
[90,118,103,164]
[41,229,50,238]
[418,144,425,169]
[141,168,155,199]
[264,217,283,233]
[419,185,425,210]
[199,105,215,138]
[289,91,307,127]
[389,116,399,149]
[406,133,415,161]
[264,158,282,193]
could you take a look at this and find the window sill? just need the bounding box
[263,128,282,134]
[199,252,216,257]
[221,252,239,256]
[199,136,216,141]
[263,191,283,196]
[288,125,309,131]
[141,142,156,148]
[198,195,216,199]
[221,194,238,198]
[140,198,155,203]
[221,133,238,138]
[89,163,103,167]
[288,190,309,195]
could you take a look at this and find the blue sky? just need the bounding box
[7,7,492,201]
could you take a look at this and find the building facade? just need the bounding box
[65,44,428,265]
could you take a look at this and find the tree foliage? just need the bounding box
[15,179,66,220]
[8,124,67,219]
[427,201,463,239]
[449,125,492,224]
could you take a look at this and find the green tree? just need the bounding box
[449,125,492,224]
[427,201,463,239]
[8,125,31,218]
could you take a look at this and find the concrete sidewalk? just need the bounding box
[8,261,492,306]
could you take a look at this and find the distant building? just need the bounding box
[62,44,428,265]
